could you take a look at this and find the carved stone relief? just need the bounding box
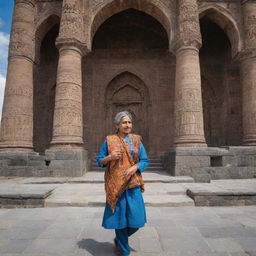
[176,0,201,49]
[58,0,84,43]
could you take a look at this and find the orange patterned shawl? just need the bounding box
[105,134,145,213]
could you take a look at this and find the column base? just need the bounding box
[174,136,207,147]
[242,136,256,146]
[49,143,85,150]
[0,142,34,152]
[50,137,85,150]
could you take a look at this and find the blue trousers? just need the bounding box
[115,227,139,256]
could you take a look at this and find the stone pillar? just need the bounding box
[50,0,85,149]
[241,0,256,145]
[0,0,35,151]
[173,0,206,147]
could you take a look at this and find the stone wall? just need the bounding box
[32,6,243,154]
[1,0,254,178]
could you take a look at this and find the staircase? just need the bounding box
[63,153,195,208]
[91,153,166,172]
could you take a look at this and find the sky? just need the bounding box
[0,1,14,120]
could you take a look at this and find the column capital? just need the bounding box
[173,39,201,53]
[55,38,89,56]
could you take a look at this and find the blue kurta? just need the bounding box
[96,135,149,229]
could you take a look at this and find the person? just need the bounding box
[96,111,149,256]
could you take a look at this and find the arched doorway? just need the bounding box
[105,72,150,148]
[200,16,242,146]
[33,17,60,153]
[83,8,172,154]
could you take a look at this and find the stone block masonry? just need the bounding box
[0,149,88,177]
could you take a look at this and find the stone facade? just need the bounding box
[0,0,256,177]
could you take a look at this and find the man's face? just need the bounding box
[116,116,132,135]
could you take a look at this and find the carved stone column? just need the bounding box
[0,0,35,152]
[173,0,206,147]
[50,0,85,149]
[241,0,256,145]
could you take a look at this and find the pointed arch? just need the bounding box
[105,71,150,104]
[104,71,150,147]
[199,5,242,57]
[89,0,171,51]
[35,14,60,64]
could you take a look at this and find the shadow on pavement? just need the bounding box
[77,239,115,255]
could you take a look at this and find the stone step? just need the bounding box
[20,171,195,184]
[91,162,163,167]
[91,167,166,172]
[144,195,195,207]
[203,166,256,180]
[45,194,195,207]
[44,182,194,207]
[0,183,57,208]
[2,177,256,208]
[185,179,256,206]
[91,163,165,168]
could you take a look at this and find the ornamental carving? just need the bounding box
[244,4,256,49]
[8,3,35,60]
[176,0,201,49]
[9,42,34,60]
[58,0,84,43]
[5,87,33,97]
[246,15,256,45]
[1,115,33,141]
[54,108,82,129]
[57,73,82,86]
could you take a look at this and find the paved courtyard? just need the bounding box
[0,206,256,256]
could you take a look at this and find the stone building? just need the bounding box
[0,0,256,180]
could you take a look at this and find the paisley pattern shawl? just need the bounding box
[105,134,145,213]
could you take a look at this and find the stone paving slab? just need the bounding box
[0,206,256,256]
